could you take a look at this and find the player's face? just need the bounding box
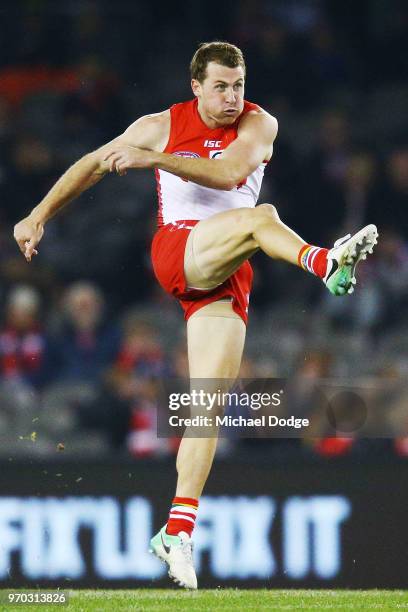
[192,62,245,126]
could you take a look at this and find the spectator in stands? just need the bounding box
[115,316,169,379]
[0,284,50,389]
[92,316,173,454]
[53,281,121,383]
[0,284,51,442]
[39,282,121,445]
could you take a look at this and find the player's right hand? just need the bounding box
[13,216,44,262]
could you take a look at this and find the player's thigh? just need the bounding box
[187,300,246,379]
[184,207,260,289]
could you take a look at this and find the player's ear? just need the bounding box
[191,79,201,98]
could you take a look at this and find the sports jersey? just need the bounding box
[155,99,266,226]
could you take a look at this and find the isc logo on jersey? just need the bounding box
[204,140,221,148]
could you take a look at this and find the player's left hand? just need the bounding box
[103,146,154,175]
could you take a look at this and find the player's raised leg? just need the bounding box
[184,204,378,296]
[150,300,245,589]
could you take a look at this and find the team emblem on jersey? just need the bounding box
[174,151,200,158]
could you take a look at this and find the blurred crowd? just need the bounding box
[0,0,407,460]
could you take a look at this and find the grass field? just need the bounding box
[2,589,408,612]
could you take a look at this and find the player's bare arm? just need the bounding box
[154,109,276,189]
[105,110,278,190]
[13,111,170,261]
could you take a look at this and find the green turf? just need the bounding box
[2,589,408,612]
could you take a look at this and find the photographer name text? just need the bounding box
[168,415,309,429]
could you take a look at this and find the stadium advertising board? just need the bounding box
[0,460,407,588]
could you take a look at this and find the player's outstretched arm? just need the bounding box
[13,111,170,261]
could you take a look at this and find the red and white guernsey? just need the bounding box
[155,99,267,227]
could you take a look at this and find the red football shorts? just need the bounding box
[151,220,253,324]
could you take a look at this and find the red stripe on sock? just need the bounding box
[313,248,329,278]
[172,497,198,508]
[166,518,194,535]
[166,496,199,536]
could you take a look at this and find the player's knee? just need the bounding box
[231,205,279,242]
[257,203,279,220]
[252,204,280,234]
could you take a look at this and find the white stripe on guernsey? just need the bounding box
[169,513,195,524]
[171,505,197,515]
[157,164,263,225]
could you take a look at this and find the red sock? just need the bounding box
[166,496,199,537]
[298,244,329,279]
